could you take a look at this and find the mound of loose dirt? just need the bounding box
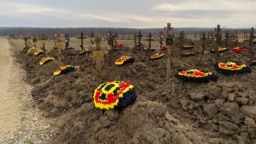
[15,39,256,144]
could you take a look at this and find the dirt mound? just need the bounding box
[15,40,256,144]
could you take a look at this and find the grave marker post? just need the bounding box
[134,33,137,48]
[159,31,163,48]
[40,34,47,55]
[55,33,64,65]
[24,37,28,47]
[198,32,206,63]
[65,33,69,49]
[93,32,104,83]
[32,35,37,47]
[80,32,84,51]
[138,31,142,51]
[249,27,255,62]
[148,32,152,51]
[201,32,206,55]
[164,23,174,82]
[215,24,221,64]
[107,31,114,50]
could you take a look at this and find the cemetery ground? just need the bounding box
[4,34,256,144]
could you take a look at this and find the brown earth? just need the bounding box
[10,36,256,144]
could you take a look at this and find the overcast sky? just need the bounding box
[0,0,255,28]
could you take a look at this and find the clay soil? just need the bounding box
[10,36,256,144]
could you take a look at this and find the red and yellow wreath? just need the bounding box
[34,49,44,56]
[182,45,194,49]
[115,56,135,65]
[230,47,247,53]
[93,81,137,110]
[210,47,228,53]
[215,62,251,74]
[150,53,165,60]
[39,57,55,65]
[27,46,35,53]
[175,69,218,82]
[114,43,124,48]
[53,65,75,76]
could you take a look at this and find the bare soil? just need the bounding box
[9,37,256,144]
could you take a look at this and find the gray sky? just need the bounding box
[0,0,255,28]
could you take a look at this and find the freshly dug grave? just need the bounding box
[14,38,256,144]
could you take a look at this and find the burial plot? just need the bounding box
[53,34,75,76]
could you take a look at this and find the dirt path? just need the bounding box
[0,37,52,143]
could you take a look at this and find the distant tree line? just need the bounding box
[0,27,249,37]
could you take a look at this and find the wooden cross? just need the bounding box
[80,32,84,51]
[134,33,137,48]
[198,32,207,63]
[214,24,221,64]
[65,33,69,49]
[164,23,174,48]
[164,23,174,82]
[114,32,118,40]
[94,32,101,50]
[138,31,142,51]
[249,27,255,62]
[93,32,104,83]
[32,35,38,47]
[159,31,163,47]
[40,33,47,55]
[201,32,206,54]
[179,31,185,46]
[108,31,114,49]
[55,33,64,65]
[24,37,28,47]
[90,31,95,44]
[148,32,152,51]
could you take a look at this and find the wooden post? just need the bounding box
[159,31,163,47]
[235,30,238,46]
[56,33,63,65]
[179,31,185,46]
[138,31,142,51]
[41,34,47,55]
[80,32,84,51]
[90,31,95,44]
[93,32,104,83]
[249,27,255,62]
[134,33,137,48]
[164,23,174,82]
[215,24,221,64]
[114,32,118,40]
[201,32,206,55]
[108,31,114,50]
[65,33,69,49]
[32,35,37,47]
[148,33,152,51]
